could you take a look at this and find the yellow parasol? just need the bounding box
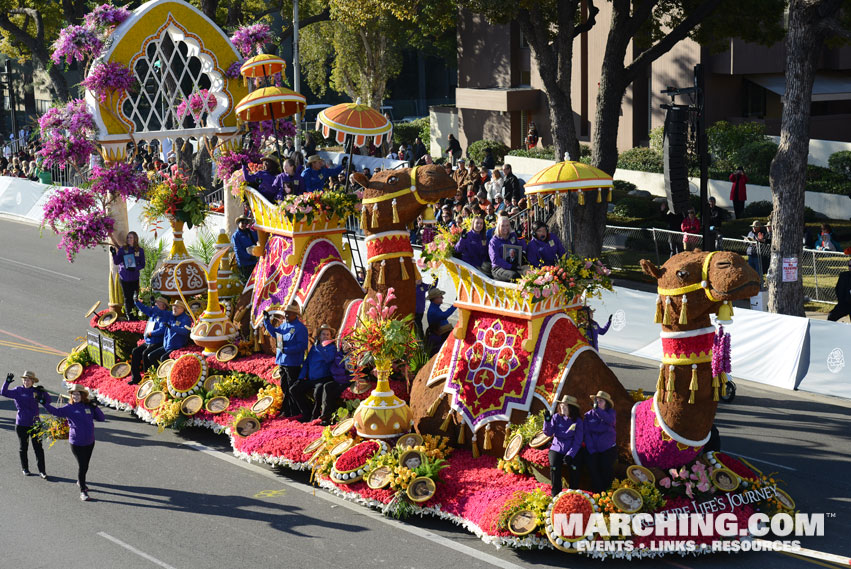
[523,159,614,207]
[235,86,306,123]
[240,54,287,83]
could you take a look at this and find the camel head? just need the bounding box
[352,165,456,233]
[640,250,760,330]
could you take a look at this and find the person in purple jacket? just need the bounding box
[454,216,491,275]
[242,157,281,202]
[110,231,145,320]
[543,394,584,496]
[583,390,617,492]
[271,158,304,201]
[315,341,355,426]
[488,215,525,282]
[2,370,50,478]
[526,221,566,268]
[41,386,106,501]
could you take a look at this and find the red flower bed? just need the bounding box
[231,416,324,461]
[519,446,549,468]
[193,396,258,427]
[335,440,379,472]
[327,479,396,504]
[71,364,137,406]
[715,452,758,480]
[90,309,147,334]
[551,492,594,540]
[169,355,203,391]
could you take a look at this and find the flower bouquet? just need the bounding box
[277,190,359,226]
[143,172,209,229]
[657,460,715,500]
[419,224,463,270]
[82,61,136,104]
[230,23,273,58]
[517,255,613,304]
[29,416,70,448]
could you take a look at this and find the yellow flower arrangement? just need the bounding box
[153,399,182,432]
[391,465,417,491]
[29,416,70,448]
[255,384,284,418]
[497,456,527,475]
[497,487,552,534]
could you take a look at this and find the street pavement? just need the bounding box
[0,217,848,569]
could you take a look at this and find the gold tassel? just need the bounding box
[377,260,386,285]
[712,375,720,402]
[371,204,380,228]
[718,300,733,321]
[440,410,452,432]
[243,76,247,87]
[555,193,562,207]
[426,393,444,417]
[400,258,409,280]
[596,187,602,203]
[483,424,493,450]
[656,364,665,396]
[577,190,585,206]
[662,297,673,326]
[457,424,466,445]
[666,365,676,403]
[688,364,699,404]
[678,294,688,325]
[392,199,400,223]
[360,205,368,229]
[536,194,544,208]
[607,188,613,202]
[364,264,373,287]
[654,295,663,324]
[472,434,480,458]
[413,263,422,281]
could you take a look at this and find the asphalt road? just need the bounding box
[0,217,848,569]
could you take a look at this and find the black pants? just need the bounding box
[131,343,162,383]
[312,379,349,421]
[413,313,424,341]
[290,378,322,418]
[586,446,617,493]
[16,424,45,473]
[71,442,95,490]
[120,279,140,319]
[733,200,745,219]
[145,346,174,367]
[828,303,851,322]
[548,450,579,496]
[279,365,303,417]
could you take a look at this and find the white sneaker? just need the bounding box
[80,491,90,502]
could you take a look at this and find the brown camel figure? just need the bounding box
[234,165,456,346]
[408,250,759,470]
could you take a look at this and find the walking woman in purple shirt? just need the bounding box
[583,390,617,492]
[543,394,584,496]
[2,371,50,478]
[41,386,105,501]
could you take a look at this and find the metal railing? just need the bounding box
[601,224,845,304]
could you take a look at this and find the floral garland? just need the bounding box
[276,189,359,226]
[82,61,136,104]
[517,256,613,304]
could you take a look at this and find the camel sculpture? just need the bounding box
[408,250,759,471]
[234,165,456,344]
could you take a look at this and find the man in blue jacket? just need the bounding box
[131,296,171,384]
[263,303,309,418]
[231,216,259,281]
[301,154,346,194]
[426,288,456,356]
[146,300,193,364]
[293,324,338,422]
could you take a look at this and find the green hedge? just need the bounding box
[467,139,510,166]
[392,118,430,149]
[617,147,663,173]
[612,196,658,218]
[507,146,557,160]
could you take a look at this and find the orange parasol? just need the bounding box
[317,100,393,147]
[235,87,306,122]
[523,159,614,206]
[240,54,287,81]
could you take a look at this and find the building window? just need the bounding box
[35,99,51,114]
[743,80,766,118]
[520,70,531,86]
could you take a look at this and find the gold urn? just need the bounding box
[353,362,413,439]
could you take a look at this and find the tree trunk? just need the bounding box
[767,0,841,315]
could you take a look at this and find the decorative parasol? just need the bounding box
[523,158,614,207]
[239,54,286,84]
[235,86,306,162]
[316,99,393,189]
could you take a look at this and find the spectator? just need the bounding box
[302,133,317,158]
[706,197,725,250]
[729,166,748,219]
[231,216,259,280]
[438,204,453,227]
[746,220,771,279]
[489,215,525,282]
[445,134,462,165]
[660,201,683,257]
[502,164,522,204]
[815,223,841,251]
[681,208,701,251]
[412,137,427,163]
[481,147,496,170]
[281,138,296,160]
[526,122,539,149]
[485,203,497,225]
[486,169,504,201]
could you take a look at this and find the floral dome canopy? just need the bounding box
[85,0,248,160]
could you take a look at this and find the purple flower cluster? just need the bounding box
[38,99,96,137]
[56,213,116,263]
[82,61,137,103]
[51,25,104,66]
[225,60,244,79]
[37,136,98,170]
[90,162,149,200]
[249,118,296,143]
[711,326,732,379]
[230,23,272,57]
[176,89,217,125]
[84,4,131,30]
[42,187,98,233]
[216,149,263,181]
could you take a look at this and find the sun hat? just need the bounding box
[154,296,170,307]
[751,220,764,229]
[284,303,301,315]
[590,390,614,407]
[426,288,445,301]
[307,155,324,165]
[236,215,253,224]
[172,300,187,311]
[21,370,39,383]
[556,394,579,408]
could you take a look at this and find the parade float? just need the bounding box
[42,0,798,561]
